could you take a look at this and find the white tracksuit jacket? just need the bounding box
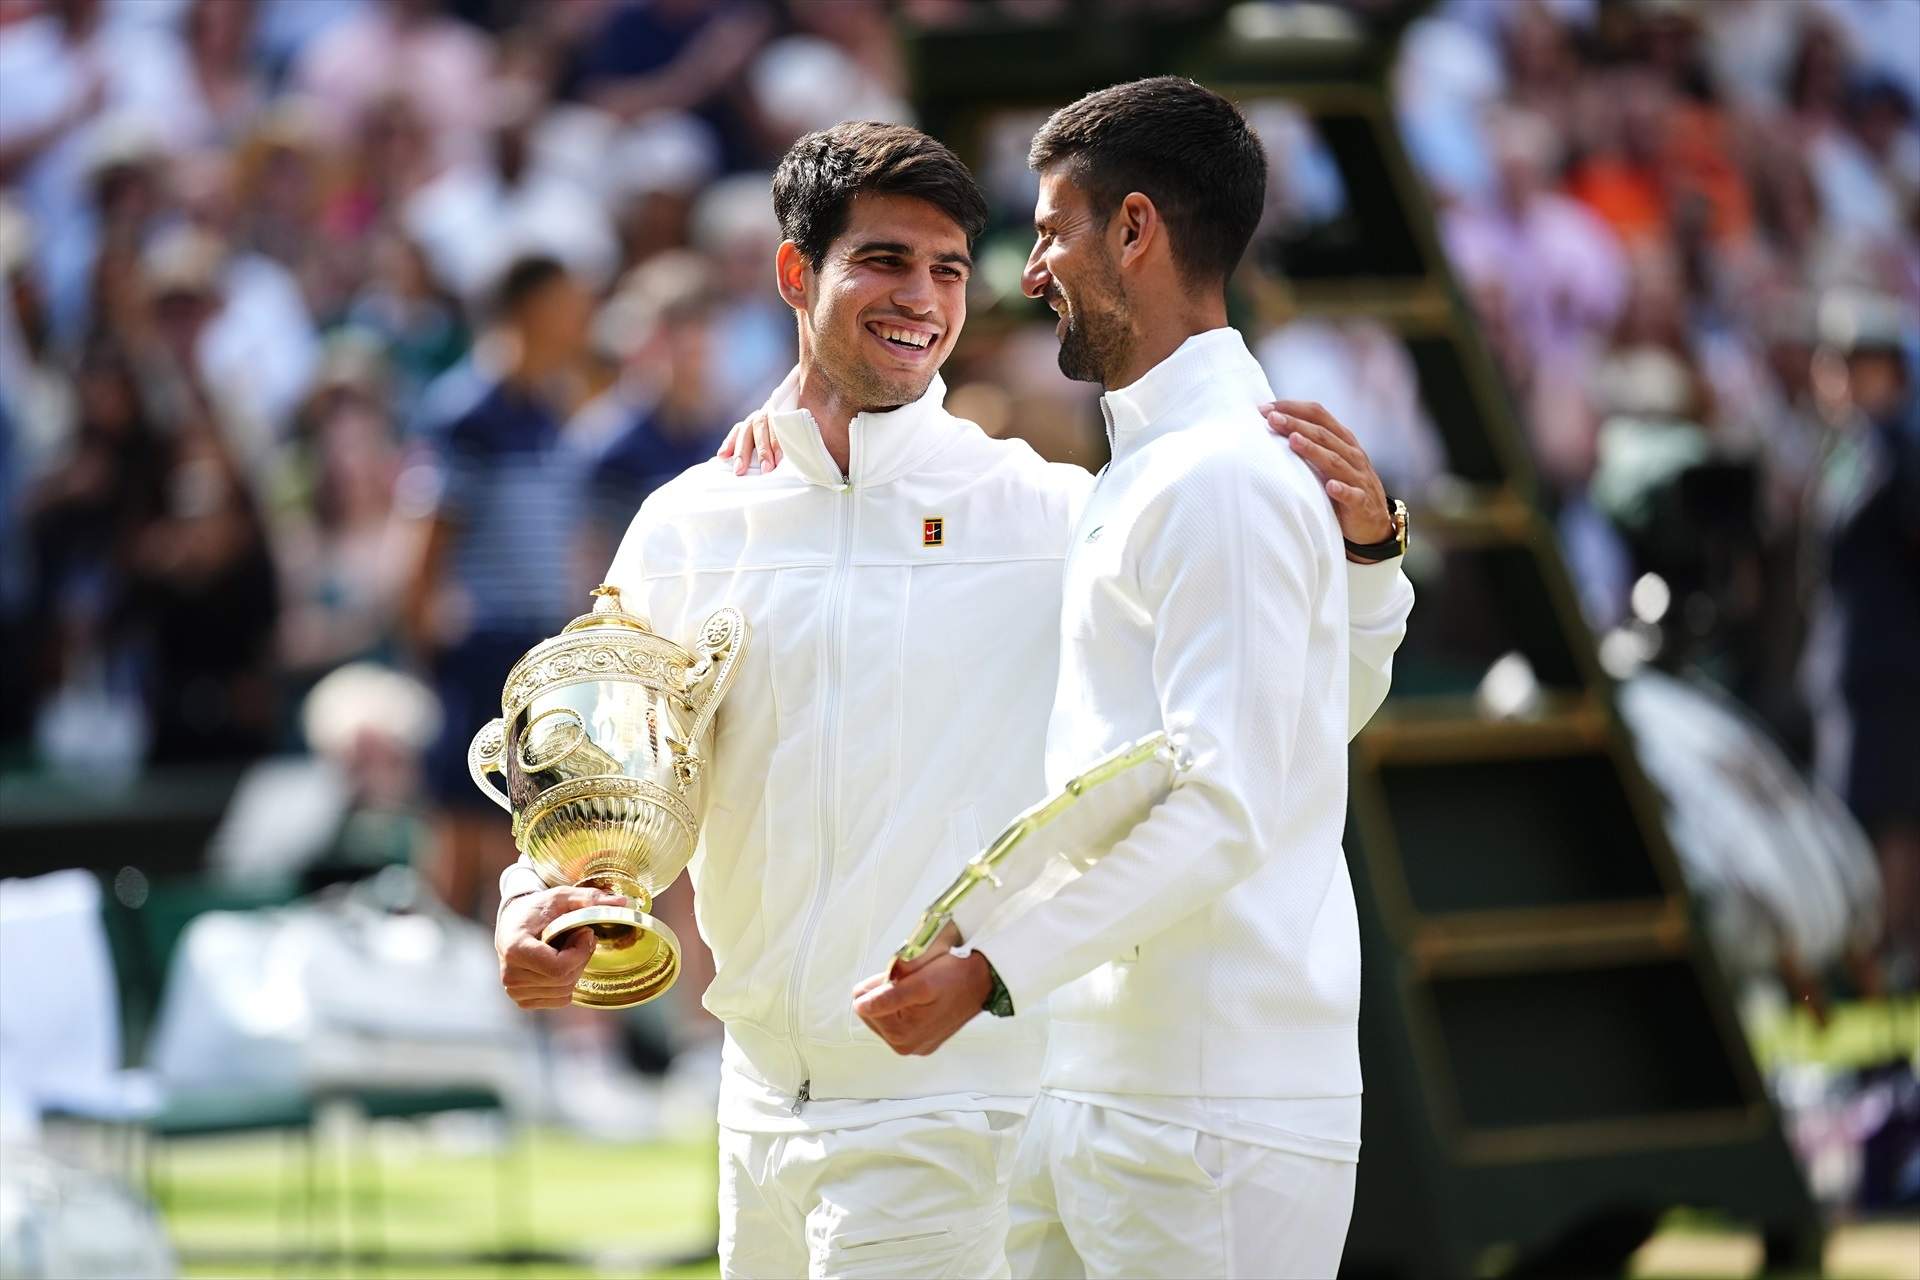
[502,366,1413,1120]
[970,328,1373,1103]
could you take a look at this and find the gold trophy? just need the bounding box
[469,585,747,1008]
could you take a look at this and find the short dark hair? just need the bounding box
[772,122,989,270]
[491,253,568,320]
[1029,77,1267,285]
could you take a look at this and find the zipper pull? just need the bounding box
[791,1079,810,1115]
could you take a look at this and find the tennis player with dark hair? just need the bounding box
[855,78,1390,1277]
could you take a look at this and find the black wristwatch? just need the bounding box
[981,957,1015,1018]
[1344,496,1409,562]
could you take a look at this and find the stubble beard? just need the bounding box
[1053,256,1130,387]
[813,310,935,414]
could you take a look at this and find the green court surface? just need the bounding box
[160,1124,721,1279]
[153,1108,1917,1280]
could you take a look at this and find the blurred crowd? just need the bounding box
[0,0,1915,972]
[0,0,918,934]
[1392,0,1919,974]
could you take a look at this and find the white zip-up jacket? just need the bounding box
[969,329,1376,1102]
[501,365,1412,1120]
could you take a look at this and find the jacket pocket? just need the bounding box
[810,1225,961,1278]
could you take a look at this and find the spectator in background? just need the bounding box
[344,229,470,422]
[1786,16,1908,245]
[1801,294,1920,983]
[275,336,409,701]
[602,110,723,271]
[0,0,197,339]
[586,252,730,558]
[292,0,491,169]
[686,173,792,422]
[1447,106,1628,513]
[1394,9,1504,205]
[1446,108,1629,372]
[173,153,326,427]
[404,83,620,301]
[226,103,330,291]
[1701,0,1802,115]
[1257,316,1444,502]
[23,340,164,772]
[331,93,437,246]
[0,199,76,481]
[83,117,168,276]
[570,0,773,168]
[749,0,911,142]
[1500,0,1581,136]
[125,416,281,765]
[177,0,263,151]
[1838,72,1920,234]
[1585,253,1719,620]
[133,224,319,481]
[406,254,598,919]
[1816,0,1920,105]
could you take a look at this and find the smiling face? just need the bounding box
[1022,168,1131,385]
[786,192,971,414]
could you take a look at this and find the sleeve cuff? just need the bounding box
[498,858,547,908]
[1347,558,1411,623]
[950,881,1003,943]
[965,919,1062,1019]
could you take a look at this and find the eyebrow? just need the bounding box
[849,241,973,269]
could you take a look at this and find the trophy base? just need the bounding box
[541,905,682,1010]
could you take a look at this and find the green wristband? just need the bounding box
[982,958,1015,1018]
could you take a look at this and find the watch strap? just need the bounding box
[1344,496,1407,561]
[982,958,1015,1018]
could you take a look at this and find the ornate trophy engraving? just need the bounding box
[469,585,747,1008]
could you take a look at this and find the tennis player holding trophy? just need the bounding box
[490,114,1410,1278]
[468,586,745,1008]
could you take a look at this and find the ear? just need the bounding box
[1114,192,1159,271]
[774,240,811,314]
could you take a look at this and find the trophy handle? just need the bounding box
[467,718,513,813]
[518,706,587,771]
[683,608,748,744]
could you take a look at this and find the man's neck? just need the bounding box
[793,362,861,476]
[1106,297,1231,393]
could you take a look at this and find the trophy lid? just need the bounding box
[499,584,699,720]
[562,584,653,634]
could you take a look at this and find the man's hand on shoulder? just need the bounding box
[1259,400,1394,555]
[495,885,627,1010]
[716,408,781,475]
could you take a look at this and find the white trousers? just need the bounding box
[1007,1092,1357,1280]
[718,1108,1024,1279]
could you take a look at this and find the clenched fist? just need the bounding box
[495,885,627,1010]
[853,923,991,1057]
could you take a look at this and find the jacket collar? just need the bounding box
[1099,327,1269,458]
[764,365,960,490]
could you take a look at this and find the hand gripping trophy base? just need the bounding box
[471,586,747,1011]
[541,875,683,1010]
